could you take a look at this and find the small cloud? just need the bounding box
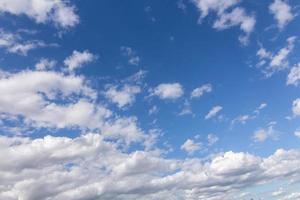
[257,36,297,77]
[149,105,159,115]
[252,122,278,142]
[151,83,184,100]
[294,130,300,139]
[191,84,212,98]
[64,50,96,72]
[104,84,141,109]
[269,0,294,30]
[181,139,202,154]
[287,63,300,86]
[205,106,222,120]
[35,58,56,71]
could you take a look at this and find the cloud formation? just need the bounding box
[152,83,184,100]
[0,133,300,200]
[64,50,96,72]
[0,0,79,28]
[205,105,222,120]
[269,0,294,29]
[193,0,256,44]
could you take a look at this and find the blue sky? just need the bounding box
[0,0,300,200]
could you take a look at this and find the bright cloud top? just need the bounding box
[0,0,79,28]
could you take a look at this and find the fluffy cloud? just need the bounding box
[0,0,79,28]
[191,84,212,98]
[252,122,278,142]
[269,0,294,29]
[104,84,141,109]
[295,130,300,138]
[152,83,184,100]
[292,98,300,116]
[0,69,145,145]
[193,0,255,45]
[35,58,56,70]
[181,139,202,154]
[64,50,96,72]
[205,105,222,119]
[257,36,297,77]
[0,29,51,55]
[0,133,300,200]
[287,63,300,86]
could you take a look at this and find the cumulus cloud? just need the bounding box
[205,105,222,120]
[257,36,297,77]
[292,98,300,116]
[269,0,294,29]
[0,133,300,200]
[0,0,79,28]
[191,84,212,98]
[35,58,56,70]
[295,130,300,139]
[64,50,96,72]
[104,84,141,109]
[252,122,278,142]
[0,69,146,145]
[193,0,255,45]
[0,29,52,55]
[152,83,184,100]
[287,63,300,86]
[181,139,202,154]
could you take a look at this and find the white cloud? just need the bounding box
[231,115,251,125]
[0,0,79,28]
[269,36,296,69]
[64,50,96,72]
[280,192,300,200]
[255,103,267,113]
[0,133,300,199]
[152,83,184,100]
[35,58,56,70]
[178,100,193,116]
[207,133,218,146]
[120,46,140,66]
[257,36,297,77]
[252,122,278,142]
[295,130,300,138]
[0,29,51,55]
[272,187,284,197]
[269,0,294,29]
[191,84,212,98]
[292,98,300,116]
[149,105,159,115]
[231,103,267,126]
[104,84,141,109]
[287,63,300,86]
[193,0,255,45]
[0,69,146,145]
[181,139,202,154]
[205,105,222,119]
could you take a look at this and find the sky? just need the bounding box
[0,0,300,199]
